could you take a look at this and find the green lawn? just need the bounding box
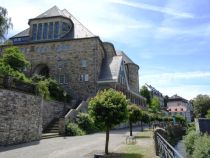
[116,129,157,158]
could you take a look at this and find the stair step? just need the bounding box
[42,133,59,139]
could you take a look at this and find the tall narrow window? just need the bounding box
[37,23,43,40]
[48,22,53,39]
[32,24,37,40]
[54,21,59,39]
[43,23,48,40]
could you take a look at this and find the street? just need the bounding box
[0,128,138,158]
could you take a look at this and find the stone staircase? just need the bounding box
[42,118,60,139]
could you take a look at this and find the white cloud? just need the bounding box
[109,0,195,18]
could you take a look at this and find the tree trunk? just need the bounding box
[105,126,110,155]
[141,121,143,131]
[129,120,133,136]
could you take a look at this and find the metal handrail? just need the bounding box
[156,133,184,158]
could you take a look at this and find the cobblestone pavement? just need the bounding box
[0,128,143,158]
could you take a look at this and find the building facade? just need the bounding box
[1,6,146,106]
[167,95,193,122]
[145,84,164,108]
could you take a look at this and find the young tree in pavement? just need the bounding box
[88,89,128,155]
[128,104,142,136]
[0,6,12,43]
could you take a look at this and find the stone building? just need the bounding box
[167,94,193,122]
[2,6,146,106]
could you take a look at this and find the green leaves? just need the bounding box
[128,104,142,123]
[88,88,128,130]
[2,47,29,71]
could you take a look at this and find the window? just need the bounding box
[62,22,70,32]
[43,23,48,40]
[32,24,37,40]
[54,21,59,39]
[59,75,65,84]
[80,74,89,81]
[37,23,43,40]
[81,60,87,68]
[48,22,53,39]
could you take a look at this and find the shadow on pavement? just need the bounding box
[0,141,40,152]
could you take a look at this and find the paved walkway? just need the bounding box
[0,127,142,158]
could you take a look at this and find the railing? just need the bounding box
[156,133,184,158]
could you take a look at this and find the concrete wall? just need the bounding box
[0,89,42,146]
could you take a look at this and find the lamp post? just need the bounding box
[63,91,67,115]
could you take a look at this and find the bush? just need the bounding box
[76,113,99,134]
[192,134,210,158]
[183,130,198,155]
[36,80,50,99]
[66,122,85,136]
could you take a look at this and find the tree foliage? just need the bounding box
[150,96,160,113]
[88,88,128,154]
[128,104,142,136]
[192,94,210,118]
[2,47,29,71]
[0,6,12,43]
[205,109,210,118]
[0,46,30,82]
[140,85,151,105]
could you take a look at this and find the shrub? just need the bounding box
[183,130,199,155]
[66,122,85,136]
[36,80,50,99]
[192,134,210,158]
[76,113,99,134]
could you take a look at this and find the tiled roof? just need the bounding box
[169,94,188,103]
[99,56,122,81]
[117,51,134,64]
[35,6,67,19]
[10,28,30,38]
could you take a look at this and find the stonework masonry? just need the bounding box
[0,88,66,145]
[0,89,42,146]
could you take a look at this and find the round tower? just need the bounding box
[126,63,139,93]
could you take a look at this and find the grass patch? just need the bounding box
[118,144,144,158]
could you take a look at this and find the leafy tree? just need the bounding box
[128,104,142,136]
[0,6,12,43]
[2,47,29,71]
[150,96,160,113]
[192,94,210,118]
[140,85,151,105]
[76,113,98,134]
[205,109,210,118]
[0,46,30,82]
[88,89,128,155]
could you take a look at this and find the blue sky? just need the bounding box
[1,0,210,99]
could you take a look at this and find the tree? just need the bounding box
[0,46,30,82]
[140,85,151,105]
[2,47,29,71]
[88,89,128,155]
[128,104,142,136]
[0,6,12,43]
[205,109,210,118]
[150,96,160,113]
[192,95,210,118]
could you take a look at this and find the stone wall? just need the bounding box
[16,37,105,101]
[42,100,65,130]
[0,88,42,146]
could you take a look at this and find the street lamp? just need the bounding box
[63,91,67,115]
